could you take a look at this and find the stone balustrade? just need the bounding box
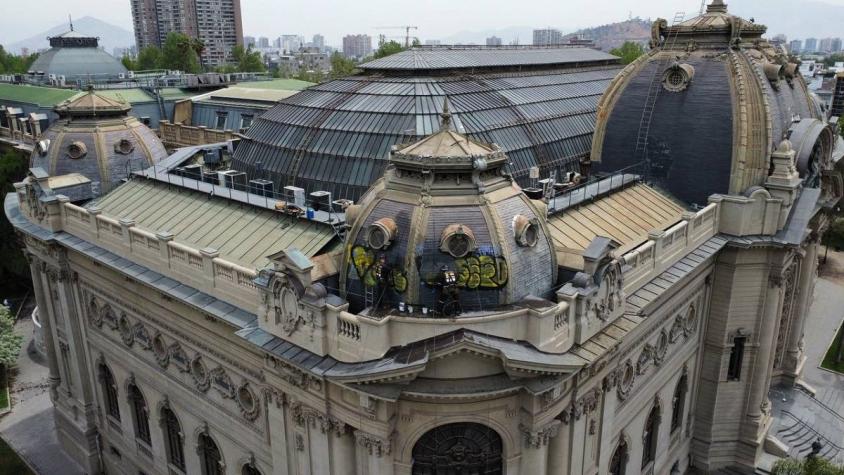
[60,200,259,312]
[620,201,720,293]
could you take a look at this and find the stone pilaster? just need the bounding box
[354,430,393,475]
[781,241,819,384]
[520,420,560,474]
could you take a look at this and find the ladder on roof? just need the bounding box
[633,12,686,167]
[364,284,375,310]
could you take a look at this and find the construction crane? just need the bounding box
[375,26,419,48]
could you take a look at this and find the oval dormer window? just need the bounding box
[114,138,134,155]
[67,141,87,159]
[440,224,476,258]
[661,63,695,93]
[513,214,539,247]
[366,217,397,250]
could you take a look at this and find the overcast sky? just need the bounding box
[2,0,844,46]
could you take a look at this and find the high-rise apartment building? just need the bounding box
[533,28,563,46]
[244,35,256,48]
[833,38,843,53]
[820,37,834,53]
[312,34,325,52]
[129,0,244,67]
[277,35,303,53]
[257,37,270,48]
[805,37,818,52]
[342,34,372,59]
[486,36,502,46]
[789,39,802,54]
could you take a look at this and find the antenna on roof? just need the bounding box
[69,14,74,31]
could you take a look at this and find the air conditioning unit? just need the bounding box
[118,73,126,79]
[127,71,135,79]
[249,179,273,197]
[309,191,332,211]
[283,186,306,208]
[220,170,247,191]
[202,171,219,185]
[203,148,222,165]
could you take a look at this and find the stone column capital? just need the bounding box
[354,430,392,457]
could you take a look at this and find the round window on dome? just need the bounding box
[365,217,397,250]
[513,214,540,247]
[661,63,695,93]
[67,141,87,159]
[114,138,134,155]
[440,224,476,258]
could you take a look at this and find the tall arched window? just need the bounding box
[642,404,661,468]
[98,362,120,421]
[128,383,151,444]
[609,438,628,475]
[199,432,223,475]
[162,406,185,472]
[671,374,688,434]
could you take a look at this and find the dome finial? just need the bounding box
[707,0,728,13]
[439,97,452,132]
[69,14,74,31]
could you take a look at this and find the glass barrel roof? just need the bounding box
[232,57,621,202]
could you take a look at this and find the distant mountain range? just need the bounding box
[5,16,134,56]
[571,19,651,51]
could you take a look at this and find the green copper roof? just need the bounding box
[0,84,83,107]
[237,78,314,91]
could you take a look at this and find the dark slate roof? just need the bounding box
[232,62,622,201]
[359,46,618,71]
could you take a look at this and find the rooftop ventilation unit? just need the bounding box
[202,171,219,185]
[284,186,306,208]
[249,179,274,197]
[182,164,203,181]
[309,191,332,212]
[220,170,248,191]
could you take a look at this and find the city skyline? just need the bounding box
[3,0,844,48]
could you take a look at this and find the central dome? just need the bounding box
[341,105,557,316]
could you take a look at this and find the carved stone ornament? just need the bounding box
[355,431,392,457]
[152,332,169,368]
[211,367,235,399]
[191,355,211,392]
[89,300,103,328]
[289,401,347,436]
[236,383,260,421]
[118,313,134,346]
[170,343,190,372]
[617,360,635,401]
[653,331,669,365]
[636,345,653,375]
[520,422,560,449]
[134,323,151,350]
[273,280,305,336]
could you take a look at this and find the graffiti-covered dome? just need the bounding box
[591,0,835,206]
[340,105,557,316]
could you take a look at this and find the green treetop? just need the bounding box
[610,41,646,65]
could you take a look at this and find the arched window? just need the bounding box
[199,432,223,475]
[128,383,151,444]
[642,404,661,468]
[242,463,262,475]
[162,406,185,471]
[671,374,688,434]
[412,422,503,475]
[609,438,628,475]
[98,362,120,421]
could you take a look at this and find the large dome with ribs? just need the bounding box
[591,0,836,206]
[231,46,620,202]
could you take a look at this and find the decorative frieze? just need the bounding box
[289,401,348,436]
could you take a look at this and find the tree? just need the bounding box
[838,115,844,139]
[0,150,30,293]
[232,45,265,72]
[0,305,22,372]
[121,54,137,71]
[161,32,200,73]
[824,53,844,67]
[0,45,39,74]
[610,41,646,65]
[136,46,163,70]
[372,40,405,60]
[329,52,357,79]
